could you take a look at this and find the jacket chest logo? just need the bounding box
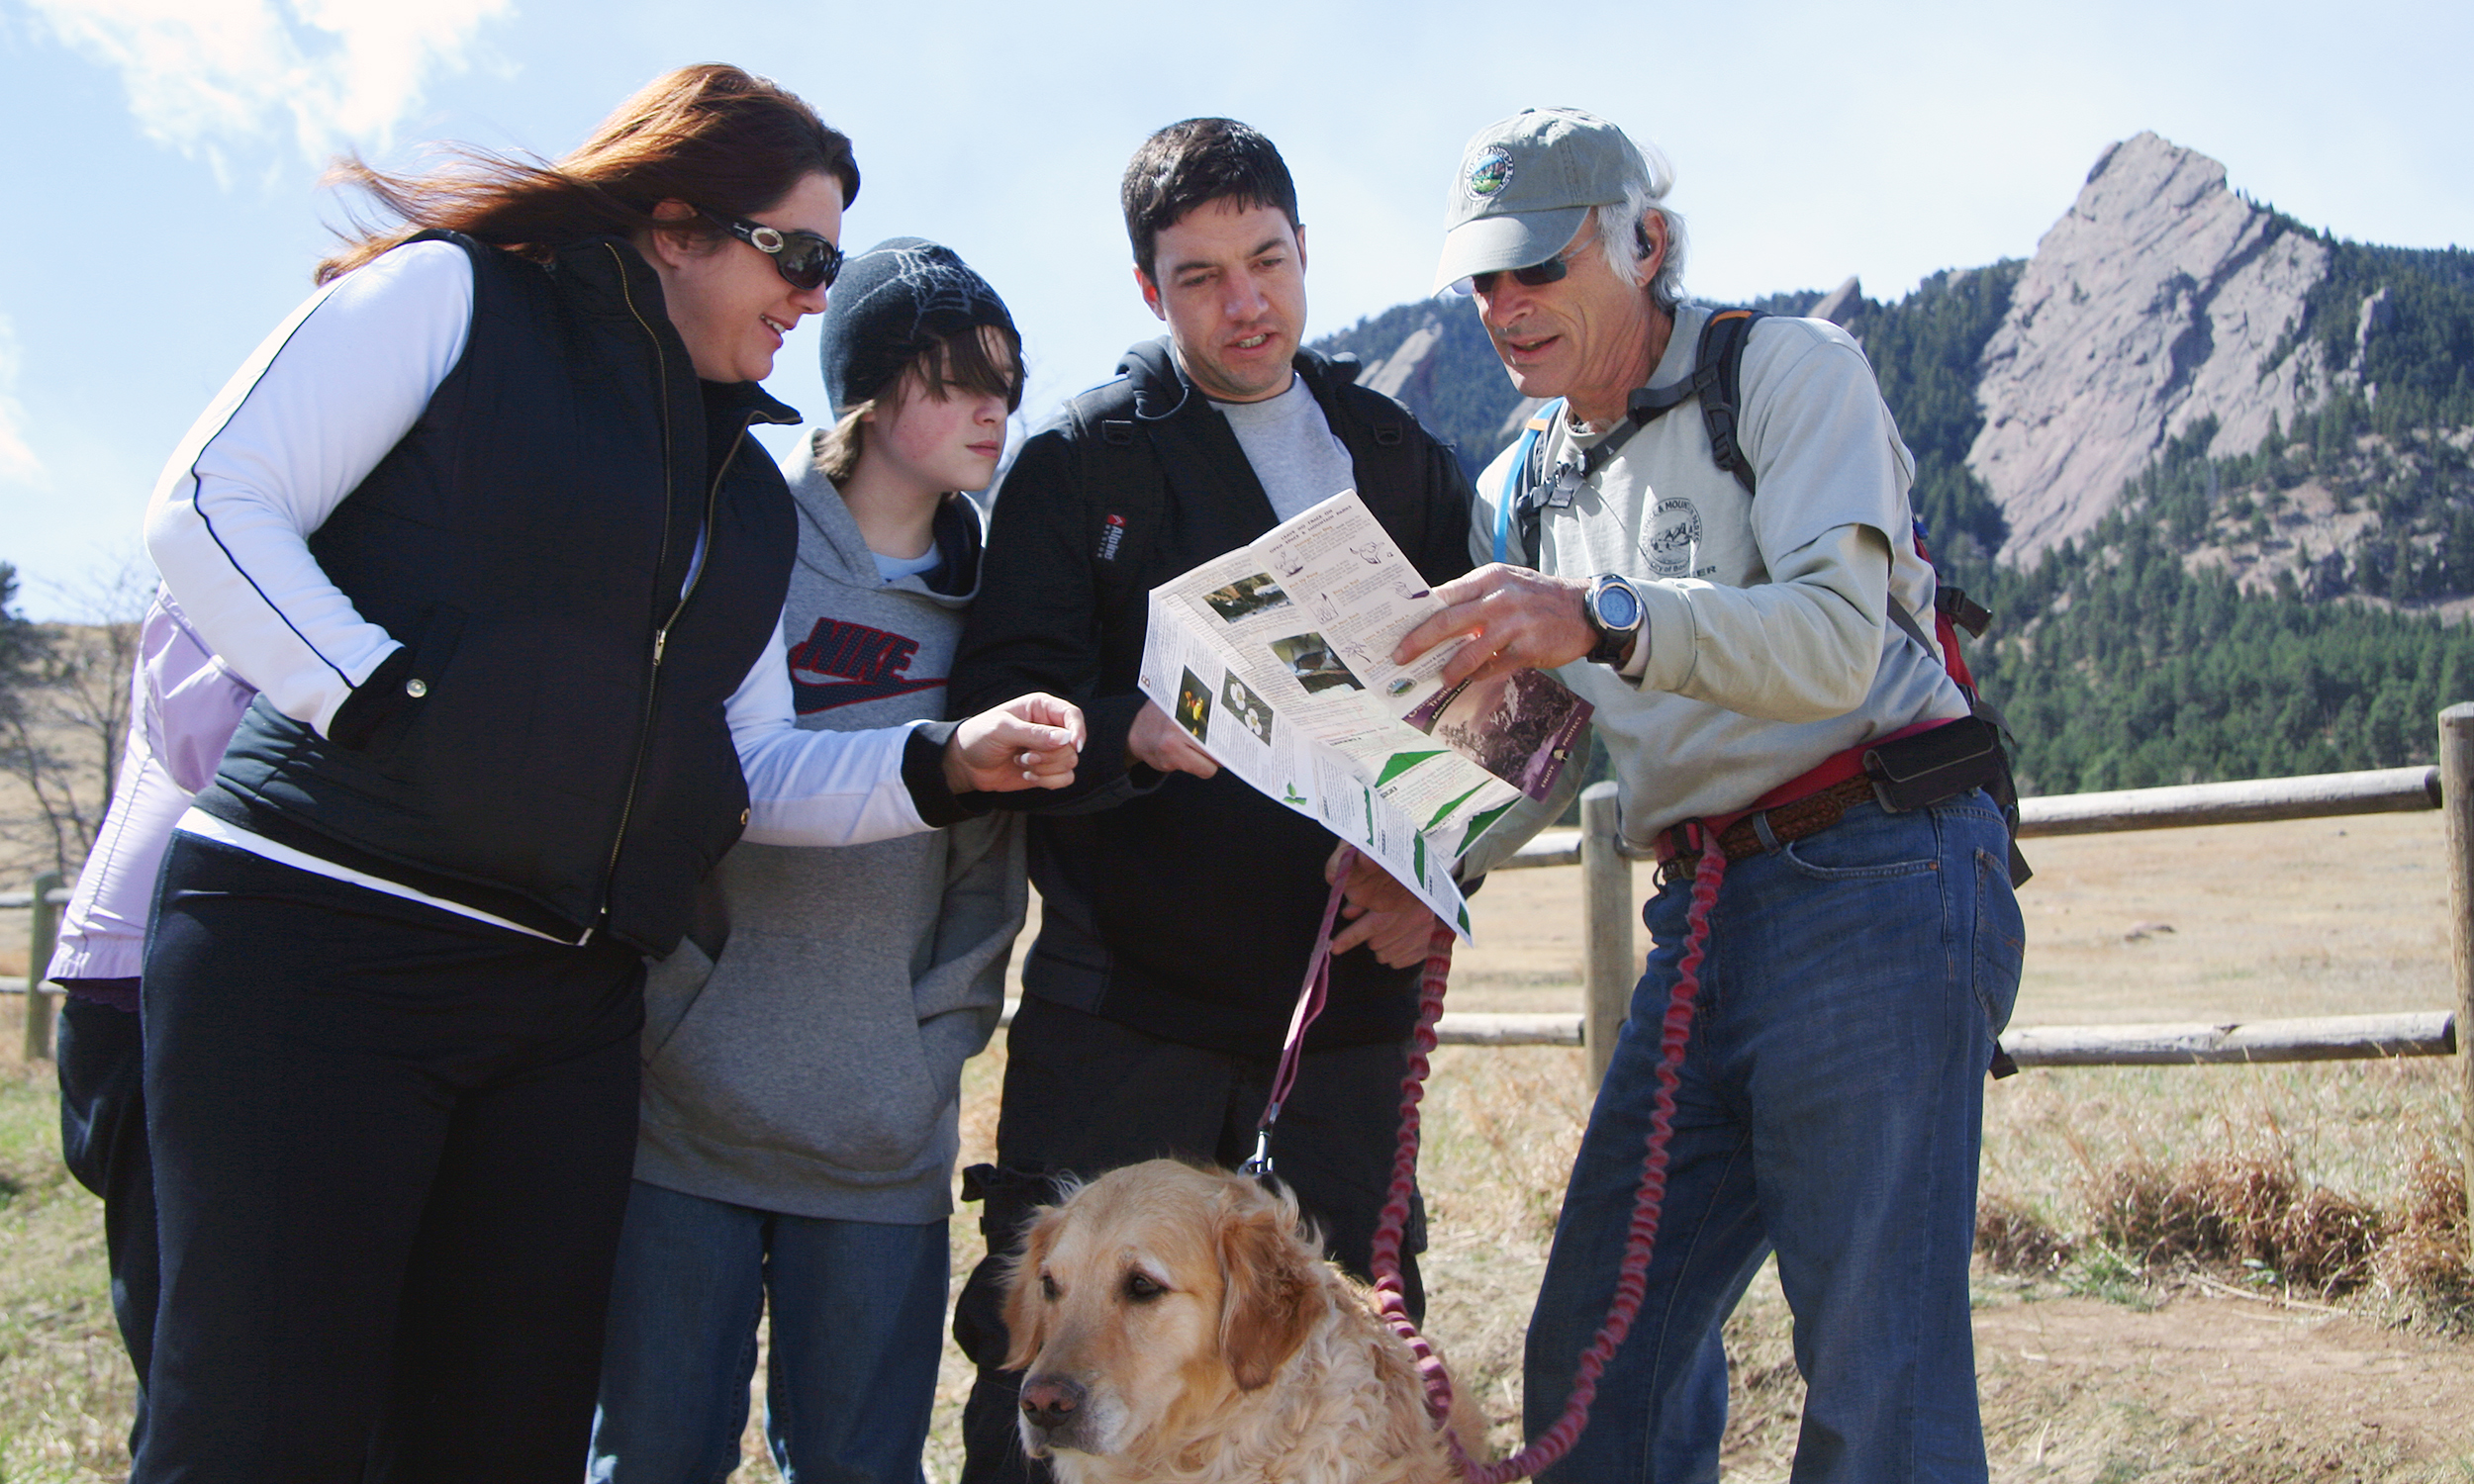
[1646,498,1704,578]
[1096,512,1128,563]
[787,617,945,712]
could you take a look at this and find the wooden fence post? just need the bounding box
[1580,782,1632,1091]
[23,871,62,1063]
[2440,704,2474,1258]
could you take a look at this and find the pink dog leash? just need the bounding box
[1348,829,1729,1483]
[1239,845,1358,1179]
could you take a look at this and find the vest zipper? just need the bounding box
[599,245,680,930]
[659,420,751,653]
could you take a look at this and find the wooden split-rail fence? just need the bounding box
[12,706,2474,1238]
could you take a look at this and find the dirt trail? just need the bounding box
[1969,1289,2474,1478]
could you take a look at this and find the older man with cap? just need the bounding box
[1392,109,2025,1481]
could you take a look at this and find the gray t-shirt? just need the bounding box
[1214,373,1357,521]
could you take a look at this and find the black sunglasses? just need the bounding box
[695,206,845,292]
[1469,247,1579,296]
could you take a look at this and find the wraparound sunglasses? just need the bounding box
[1467,246,1581,296]
[695,206,845,292]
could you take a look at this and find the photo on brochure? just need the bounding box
[1267,631,1362,695]
[1202,572,1292,623]
[1175,667,1214,741]
[1218,671,1276,746]
[1402,667,1595,803]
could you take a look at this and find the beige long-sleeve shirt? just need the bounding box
[1468,303,1968,849]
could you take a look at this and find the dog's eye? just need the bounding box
[1040,1273,1061,1301]
[1123,1270,1164,1303]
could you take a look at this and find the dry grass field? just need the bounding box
[4,811,2473,1480]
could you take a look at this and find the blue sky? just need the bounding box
[2,0,2467,618]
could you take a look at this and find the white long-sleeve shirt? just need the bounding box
[143,239,937,939]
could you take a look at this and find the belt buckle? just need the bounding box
[1652,829,1699,887]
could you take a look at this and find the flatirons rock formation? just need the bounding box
[1362,315,1448,407]
[1810,276,1863,328]
[1970,132,2332,561]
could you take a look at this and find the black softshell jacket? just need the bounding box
[949,338,1476,1054]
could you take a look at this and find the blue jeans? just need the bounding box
[1524,793,2024,1484]
[589,1180,948,1484]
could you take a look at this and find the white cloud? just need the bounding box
[27,0,511,170]
[0,316,41,488]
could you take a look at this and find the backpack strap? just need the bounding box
[1694,308,1763,496]
[1493,308,1770,566]
[1493,400,1564,566]
[1084,359,1414,587]
[1075,396,1168,598]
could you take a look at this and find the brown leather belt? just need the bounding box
[1653,775,1878,886]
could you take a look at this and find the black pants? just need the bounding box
[56,992,157,1460]
[953,996,1425,1484]
[134,834,645,1484]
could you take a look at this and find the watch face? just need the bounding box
[1598,581,1642,629]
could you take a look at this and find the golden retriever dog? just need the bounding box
[1001,1159,1473,1484]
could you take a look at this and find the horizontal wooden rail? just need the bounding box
[995,999,1588,1048]
[1497,768,2444,874]
[2003,1011,2455,1067]
[2016,766,2438,837]
[997,1000,2467,1065]
[0,887,70,910]
[1500,829,1580,871]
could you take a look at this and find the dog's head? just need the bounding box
[1001,1159,1331,1463]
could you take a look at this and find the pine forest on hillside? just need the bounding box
[1314,229,2474,796]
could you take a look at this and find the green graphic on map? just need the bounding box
[1377,750,1445,787]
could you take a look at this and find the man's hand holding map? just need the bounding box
[1137,491,1591,937]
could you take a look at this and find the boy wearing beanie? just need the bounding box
[590,239,1028,1484]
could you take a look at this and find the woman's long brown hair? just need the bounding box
[316,63,857,283]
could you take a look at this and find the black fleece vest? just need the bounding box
[206,232,797,954]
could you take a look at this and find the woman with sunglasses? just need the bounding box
[134,65,1079,1484]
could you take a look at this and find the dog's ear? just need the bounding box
[1001,1207,1064,1372]
[1216,1193,1324,1391]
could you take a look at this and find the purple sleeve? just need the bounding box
[146,589,258,793]
[44,591,256,983]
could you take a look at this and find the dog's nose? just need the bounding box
[1020,1375,1086,1430]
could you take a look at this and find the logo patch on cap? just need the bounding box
[1467,146,1515,200]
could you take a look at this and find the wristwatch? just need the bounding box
[1582,573,1645,666]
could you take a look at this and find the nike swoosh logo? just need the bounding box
[793,676,948,713]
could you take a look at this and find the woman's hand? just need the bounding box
[944,694,1087,793]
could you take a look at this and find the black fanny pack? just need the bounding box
[1861,715,2006,812]
[1862,715,2032,887]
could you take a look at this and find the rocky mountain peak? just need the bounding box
[1969,131,2332,561]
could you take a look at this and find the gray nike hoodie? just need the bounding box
[633,431,1025,1222]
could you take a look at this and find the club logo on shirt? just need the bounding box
[1467,146,1515,199]
[1646,498,1703,579]
[786,617,945,712]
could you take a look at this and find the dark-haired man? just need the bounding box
[1398,107,2024,1482]
[946,118,1477,1482]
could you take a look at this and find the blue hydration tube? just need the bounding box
[1493,399,1566,566]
